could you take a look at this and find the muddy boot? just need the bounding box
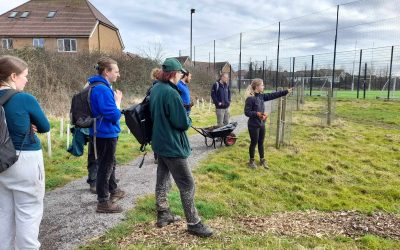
[110,189,126,203]
[187,221,213,237]
[156,209,181,228]
[260,158,269,169]
[96,201,123,213]
[248,158,257,169]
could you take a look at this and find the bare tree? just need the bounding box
[138,41,166,64]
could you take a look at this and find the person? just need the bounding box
[211,73,231,126]
[150,58,213,237]
[244,78,292,169]
[150,67,161,164]
[88,57,125,213]
[177,70,193,115]
[0,55,50,249]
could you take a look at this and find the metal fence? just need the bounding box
[178,0,400,99]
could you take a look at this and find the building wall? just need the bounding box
[0,37,89,52]
[88,24,122,53]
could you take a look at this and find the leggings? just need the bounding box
[248,126,266,159]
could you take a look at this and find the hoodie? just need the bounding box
[88,75,121,138]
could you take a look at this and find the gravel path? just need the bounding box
[39,114,249,250]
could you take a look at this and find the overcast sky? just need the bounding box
[1,0,399,72]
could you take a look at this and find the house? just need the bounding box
[0,0,124,53]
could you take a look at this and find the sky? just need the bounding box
[1,0,399,73]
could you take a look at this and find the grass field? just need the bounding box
[82,97,400,249]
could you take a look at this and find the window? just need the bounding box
[1,39,13,49]
[57,39,77,52]
[20,11,30,18]
[8,11,18,18]
[33,38,45,48]
[47,11,56,18]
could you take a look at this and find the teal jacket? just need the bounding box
[150,81,191,158]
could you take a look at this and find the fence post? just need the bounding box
[275,97,282,149]
[357,49,363,98]
[66,124,70,149]
[388,46,394,100]
[60,117,64,138]
[280,96,287,145]
[327,89,332,126]
[331,5,340,96]
[238,32,242,94]
[275,22,281,91]
[47,131,52,157]
[363,62,367,99]
[310,55,314,96]
[296,84,300,111]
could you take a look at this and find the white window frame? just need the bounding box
[1,38,13,49]
[57,38,77,52]
[47,11,57,18]
[8,11,18,18]
[20,11,30,18]
[33,38,45,48]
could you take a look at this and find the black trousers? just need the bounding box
[95,137,118,202]
[87,137,98,185]
[248,125,266,159]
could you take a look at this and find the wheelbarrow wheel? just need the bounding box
[224,133,237,146]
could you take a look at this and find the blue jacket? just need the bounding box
[0,90,50,151]
[211,81,231,109]
[88,75,121,138]
[177,80,191,112]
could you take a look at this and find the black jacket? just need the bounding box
[211,81,231,109]
[244,90,288,128]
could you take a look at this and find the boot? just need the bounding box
[110,189,126,203]
[248,158,257,169]
[187,221,213,237]
[156,209,181,228]
[260,158,269,169]
[96,200,123,213]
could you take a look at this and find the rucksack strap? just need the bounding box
[0,89,19,106]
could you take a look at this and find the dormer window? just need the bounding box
[20,11,30,18]
[47,11,56,18]
[8,11,18,18]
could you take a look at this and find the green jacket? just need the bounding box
[150,81,191,158]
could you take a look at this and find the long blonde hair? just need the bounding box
[245,78,263,97]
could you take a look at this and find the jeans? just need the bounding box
[248,126,266,159]
[156,156,200,225]
[95,137,118,202]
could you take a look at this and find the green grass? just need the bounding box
[82,97,400,249]
[310,90,400,100]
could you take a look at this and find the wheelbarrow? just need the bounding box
[192,121,238,148]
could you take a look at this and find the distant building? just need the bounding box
[0,0,124,53]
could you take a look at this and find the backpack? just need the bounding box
[70,82,104,128]
[0,90,20,173]
[122,87,152,152]
[69,82,104,160]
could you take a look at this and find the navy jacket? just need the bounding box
[211,81,231,109]
[88,75,121,138]
[244,90,288,128]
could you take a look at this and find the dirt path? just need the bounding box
[39,114,249,250]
